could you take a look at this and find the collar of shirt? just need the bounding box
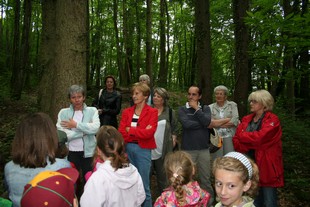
[185,102,202,109]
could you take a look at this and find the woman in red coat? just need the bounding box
[233,89,284,207]
[119,82,158,207]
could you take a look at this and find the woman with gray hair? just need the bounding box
[209,85,239,159]
[56,85,100,190]
[139,74,153,105]
[151,87,178,198]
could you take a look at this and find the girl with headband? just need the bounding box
[154,151,211,207]
[212,152,259,207]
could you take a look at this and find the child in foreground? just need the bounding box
[154,151,211,207]
[20,168,79,207]
[80,126,145,207]
[212,152,259,207]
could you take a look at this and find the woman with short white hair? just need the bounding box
[209,85,239,159]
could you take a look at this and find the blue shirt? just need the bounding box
[4,158,71,207]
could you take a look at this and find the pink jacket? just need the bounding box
[154,181,210,207]
[118,104,158,149]
[233,111,284,187]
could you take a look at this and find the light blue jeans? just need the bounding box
[254,187,278,207]
[126,143,152,207]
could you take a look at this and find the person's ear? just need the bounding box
[192,165,196,176]
[96,147,101,155]
[243,180,252,192]
[73,198,78,207]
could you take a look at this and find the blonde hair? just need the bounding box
[212,154,259,197]
[164,151,195,205]
[131,82,150,97]
[248,89,274,111]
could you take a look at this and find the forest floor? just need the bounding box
[0,90,309,206]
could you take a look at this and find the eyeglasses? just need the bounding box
[249,100,258,104]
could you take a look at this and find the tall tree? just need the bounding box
[146,0,153,86]
[10,0,21,100]
[39,0,88,122]
[232,0,250,118]
[123,0,133,85]
[113,0,124,86]
[157,0,167,87]
[20,0,32,89]
[195,0,212,104]
[135,0,143,81]
[282,0,296,116]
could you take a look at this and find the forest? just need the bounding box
[0,0,309,206]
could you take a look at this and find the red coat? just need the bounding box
[233,111,284,187]
[119,104,158,149]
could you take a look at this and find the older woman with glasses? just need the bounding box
[233,89,284,207]
[209,85,239,160]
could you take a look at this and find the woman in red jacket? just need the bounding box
[233,89,284,207]
[118,82,158,207]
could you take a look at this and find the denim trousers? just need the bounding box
[254,187,278,207]
[126,143,152,207]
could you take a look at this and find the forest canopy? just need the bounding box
[0,0,309,120]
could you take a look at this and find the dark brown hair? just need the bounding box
[96,125,128,170]
[105,75,117,90]
[12,112,58,168]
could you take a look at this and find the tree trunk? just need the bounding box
[113,0,124,86]
[195,0,212,104]
[39,0,88,122]
[146,0,153,86]
[10,0,21,100]
[20,0,32,90]
[282,0,295,116]
[123,0,133,86]
[158,0,167,87]
[233,0,250,118]
[135,1,143,81]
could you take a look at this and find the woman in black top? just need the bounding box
[93,75,122,128]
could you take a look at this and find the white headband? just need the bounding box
[225,152,253,178]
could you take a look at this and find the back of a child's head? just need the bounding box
[12,112,58,168]
[164,151,195,205]
[96,125,128,170]
[212,152,259,197]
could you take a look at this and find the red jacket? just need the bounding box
[233,111,284,187]
[119,104,158,149]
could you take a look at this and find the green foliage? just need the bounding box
[274,101,310,204]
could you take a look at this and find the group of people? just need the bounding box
[2,74,284,207]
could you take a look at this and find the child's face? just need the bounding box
[214,169,251,207]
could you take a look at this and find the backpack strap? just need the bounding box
[97,89,103,106]
[169,107,172,125]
